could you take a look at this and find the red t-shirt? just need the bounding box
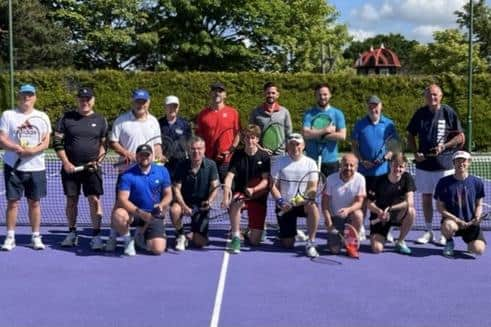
[196,105,240,163]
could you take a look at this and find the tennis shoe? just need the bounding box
[305,241,319,258]
[296,229,308,242]
[346,244,359,258]
[1,236,16,251]
[105,237,117,252]
[443,239,455,257]
[124,239,136,256]
[31,235,45,250]
[61,232,78,247]
[415,231,433,244]
[395,241,412,255]
[386,227,395,244]
[175,234,188,251]
[90,235,104,251]
[229,236,241,254]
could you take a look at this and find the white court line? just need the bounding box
[210,248,231,327]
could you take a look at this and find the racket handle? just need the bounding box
[317,155,322,171]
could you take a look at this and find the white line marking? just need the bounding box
[210,248,230,327]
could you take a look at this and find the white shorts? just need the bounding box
[415,168,454,194]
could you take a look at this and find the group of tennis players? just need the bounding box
[0,81,486,258]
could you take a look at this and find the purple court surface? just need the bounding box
[0,226,490,327]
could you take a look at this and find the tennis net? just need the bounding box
[1,152,490,230]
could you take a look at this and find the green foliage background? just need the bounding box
[1,70,490,151]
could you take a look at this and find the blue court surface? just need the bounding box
[0,226,490,327]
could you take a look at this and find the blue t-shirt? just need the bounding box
[118,163,171,212]
[303,106,346,163]
[352,115,397,176]
[407,104,463,171]
[434,174,485,222]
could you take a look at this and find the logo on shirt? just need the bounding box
[91,123,97,127]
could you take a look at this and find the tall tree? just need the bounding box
[408,29,487,75]
[343,33,419,73]
[455,0,491,70]
[150,0,350,72]
[0,0,73,69]
[42,0,158,69]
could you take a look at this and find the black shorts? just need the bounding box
[191,210,210,237]
[441,218,486,244]
[4,164,47,201]
[61,169,103,197]
[364,176,378,195]
[130,216,167,240]
[370,209,405,238]
[276,206,306,239]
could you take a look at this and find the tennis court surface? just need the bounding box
[0,226,490,327]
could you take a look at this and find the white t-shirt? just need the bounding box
[271,154,318,201]
[0,108,51,171]
[325,172,366,214]
[109,110,161,155]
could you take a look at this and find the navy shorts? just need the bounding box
[191,210,210,237]
[4,164,46,201]
[131,216,167,240]
[61,169,103,197]
[441,218,487,244]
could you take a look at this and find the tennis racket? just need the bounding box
[372,134,404,165]
[278,170,326,216]
[231,176,270,203]
[73,149,107,173]
[424,129,464,157]
[12,115,50,177]
[331,223,360,252]
[471,212,491,225]
[260,122,284,154]
[311,113,333,143]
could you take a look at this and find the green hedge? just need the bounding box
[1,70,490,151]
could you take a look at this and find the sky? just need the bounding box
[329,0,488,44]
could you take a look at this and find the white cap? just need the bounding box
[287,133,304,144]
[165,95,179,105]
[453,150,471,160]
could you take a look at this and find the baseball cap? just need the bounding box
[287,133,304,144]
[132,89,150,101]
[210,82,226,91]
[77,87,94,98]
[19,84,36,94]
[367,95,381,104]
[453,150,471,161]
[136,144,153,155]
[165,95,179,105]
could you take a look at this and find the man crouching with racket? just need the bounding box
[111,144,172,256]
[435,151,486,257]
[322,153,366,258]
[367,153,416,255]
[271,133,321,257]
[222,124,270,253]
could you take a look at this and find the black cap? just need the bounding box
[77,87,95,98]
[136,144,153,154]
[210,82,226,91]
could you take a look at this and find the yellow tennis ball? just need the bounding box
[291,194,304,206]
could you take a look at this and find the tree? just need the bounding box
[0,0,73,69]
[149,0,350,72]
[42,0,159,70]
[408,29,487,75]
[343,33,419,73]
[455,0,491,70]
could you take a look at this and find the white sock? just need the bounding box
[232,232,241,238]
[32,232,40,237]
[7,230,15,238]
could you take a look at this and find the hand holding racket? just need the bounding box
[372,135,403,165]
[278,171,326,216]
[73,151,107,173]
[423,129,464,158]
[260,122,284,155]
[311,113,334,142]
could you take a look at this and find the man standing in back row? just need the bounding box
[407,84,465,246]
[54,87,108,250]
[303,83,346,176]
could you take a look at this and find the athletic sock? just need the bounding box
[6,230,15,238]
[32,231,40,238]
[122,232,131,244]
